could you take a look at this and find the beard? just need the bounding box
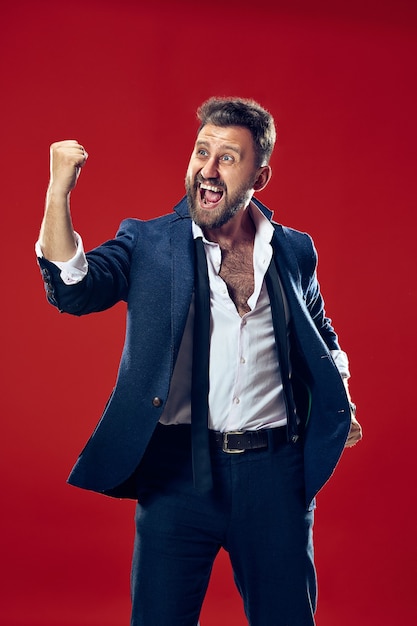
[185,173,256,230]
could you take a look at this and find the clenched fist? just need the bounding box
[49,140,88,197]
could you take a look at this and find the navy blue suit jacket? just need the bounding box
[38,196,351,507]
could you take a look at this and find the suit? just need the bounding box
[38,195,351,508]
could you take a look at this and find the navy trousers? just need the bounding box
[131,424,316,626]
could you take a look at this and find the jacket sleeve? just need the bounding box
[296,232,341,351]
[37,218,139,316]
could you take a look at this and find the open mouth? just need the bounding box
[199,183,224,208]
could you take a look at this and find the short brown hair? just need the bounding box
[197,97,276,167]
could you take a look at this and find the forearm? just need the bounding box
[39,186,78,261]
[38,140,87,261]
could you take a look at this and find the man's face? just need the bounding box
[185,124,259,230]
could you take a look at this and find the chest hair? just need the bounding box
[219,241,254,317]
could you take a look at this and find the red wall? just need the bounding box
[1,1,416,624]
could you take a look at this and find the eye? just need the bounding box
[221,154,234,163]
[197,148,208,157]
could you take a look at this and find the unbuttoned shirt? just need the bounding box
[36,202,350,432]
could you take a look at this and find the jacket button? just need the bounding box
[152,397,163,408]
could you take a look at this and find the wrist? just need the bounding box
[47,182,71,200]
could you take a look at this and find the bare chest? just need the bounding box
[219,243,254,317]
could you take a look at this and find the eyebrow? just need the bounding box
[196,140,242,155]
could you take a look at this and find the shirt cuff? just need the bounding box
[330,349,350,379]
[35,232,88,285]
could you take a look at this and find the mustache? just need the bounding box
[195,174,226,189]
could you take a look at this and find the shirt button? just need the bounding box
[152,397,163,408]
[240,357,246,364]
[233,397,240,404]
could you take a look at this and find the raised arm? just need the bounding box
[39,140,88,261]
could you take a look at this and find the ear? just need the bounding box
[253,166,272,192]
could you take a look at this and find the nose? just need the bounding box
[200,157,219,180]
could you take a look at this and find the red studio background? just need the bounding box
[1,0,416,624]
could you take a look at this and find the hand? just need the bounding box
[49,140,88,196]
[345,414,363,447]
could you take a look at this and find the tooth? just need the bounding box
[201,184,221,192]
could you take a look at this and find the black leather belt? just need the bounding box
[210,426,287,454]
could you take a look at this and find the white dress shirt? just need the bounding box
[36,203,350,432]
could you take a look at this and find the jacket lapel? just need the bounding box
[170,202,195,365]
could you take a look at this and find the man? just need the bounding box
[37,97,362,626]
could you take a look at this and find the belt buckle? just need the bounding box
[222,431,246,454]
